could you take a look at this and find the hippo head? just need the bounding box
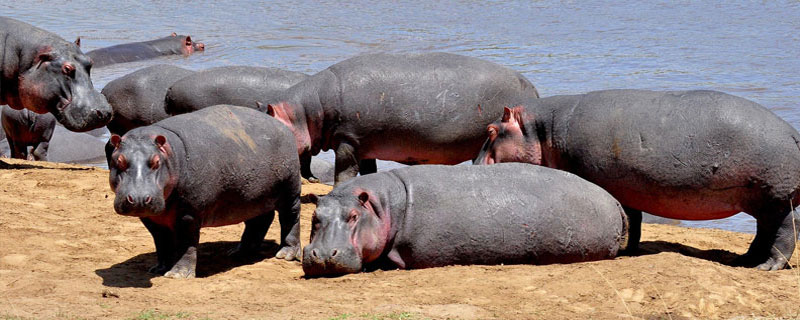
[473,106,542,165]
[16,41,113,132]
[168,33,205,55]
[108,133,177,217]
[302,190,392,277]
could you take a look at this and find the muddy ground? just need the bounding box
[1,159,799,319]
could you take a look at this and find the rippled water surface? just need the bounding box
[4,1,800,233]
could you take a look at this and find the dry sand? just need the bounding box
[1,158,799,319]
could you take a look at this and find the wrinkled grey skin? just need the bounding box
[108,105,301,278]
[1,105,56,160]
[164,66,307,115]
[103,65,195,135]
[267,53,539,184]
[86,34,205,68]
[303,163,627,277]
[310,158,335,185]
[0,17,112,132]
[474,89,800,270]
[47,126,106,164]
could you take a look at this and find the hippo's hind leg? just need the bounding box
[359,159,377,175]
[7,139,27,160]
[301,152,319,183]
[31,141,48,161]
[141,218,177,275]
[735,206,798,270]
[229,211,274,257]
[334,141,360,184]
[620,206,642,255]
[275,193,301,261]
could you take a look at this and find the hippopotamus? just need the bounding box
[85,33,205,68]
[474,89,800,270]
[47,126,106,164]
[0,17,112,132]
[1,106,56,160]
[266,53,539,184]
[108,105,301,278]
[164,66,308,115]
[302,163,627,277]
[102,64,195,135]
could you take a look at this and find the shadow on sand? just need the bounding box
[635,240,742,266]
[95,240,280,288]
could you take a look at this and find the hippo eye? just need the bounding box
[116,155,128,171]
[347,210,359,224]
[150,155,161,170]
[62,63,76,77]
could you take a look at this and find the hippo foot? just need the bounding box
[275,245,300,261]
[302,176,320,184]
[163,247,197,278]
[147,263,170,275]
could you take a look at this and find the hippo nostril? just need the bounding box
[144,196,152,204]
[311,249,319,259]
[126,195,134,204]
[95,109,104,117]
[331,249,339,258]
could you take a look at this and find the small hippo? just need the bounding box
[102,64,195,135]
[302,163,627,277]
[474,89,800,270]
[85,33,205,68]
[1,106,56,161]
[266,53,539,184]
[0,17,112,132]
[164,66,308,115]
[108,105,301,278]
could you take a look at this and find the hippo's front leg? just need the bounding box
[736,209,798,270]
[334,141,360,184]
[164,214,201,279]
[31,141,49,161]
[300,152,319,183]
[621,207,642,255]
[141,218,176,275]
[275,194,301,261]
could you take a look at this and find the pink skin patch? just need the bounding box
[350,189,391,264]
[267,102,313,155]
[479,106,542,165]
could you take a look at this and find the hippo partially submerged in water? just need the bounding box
[475,89,800,270]
[302,163,628,277]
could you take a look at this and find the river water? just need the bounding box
[4,1,800,233]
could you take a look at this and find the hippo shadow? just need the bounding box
[635,241,741,266]
[95,240,280,288]
[0,159,92,170]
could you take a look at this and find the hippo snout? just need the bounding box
[302,244,362,277]
[114,190,165,217]
[56,90,113,132]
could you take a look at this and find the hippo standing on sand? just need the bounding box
[474,89,800,270]
[1,106,56,161]
[108,105,301,278]
[164,66,308,115]
[102,65,195,135]
[302,163,627,277]
[266,53,539,184]
[85,33,205,68]
[0,17,112,132]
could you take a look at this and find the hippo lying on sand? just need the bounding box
[85,33,205,68]
[108,105,301,278]
[474,89,800,270]
[302,163,627,277]
[0,17,112,132]
[266,52,539,184]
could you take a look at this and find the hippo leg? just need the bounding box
[275,195,301,261]
[229,212,274,257]
[301,153,319,183]
[164,214,200,279]
[735,209,798,270]
[31,141,48,161]
[141,218,177,275]
[359,159,377,175]
[620,207,642,255]
[334,141,360,184]
[7,139,27,160]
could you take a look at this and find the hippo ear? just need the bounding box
[502,107,513,123]
[184,36,193,47]
[357,192,370,207]
[110,134,122,149]
[170,32,178,37]
[266,104,276,117]
[74,37,81,47]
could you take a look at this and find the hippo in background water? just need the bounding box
[0,17,112,132]
[1,106,56,161]
[266,52,539,184]
[474,89,800,270]
[85,33,205,68]
[302,163,627,277]
[102,65,195,135]
[164,66,308,115]
[108,105,301,278]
